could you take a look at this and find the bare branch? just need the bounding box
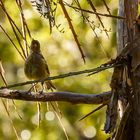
[0,0,26,60]
[78,103,106,121]
[64,2,125,19]
[102,0,111,15]
[0,60,124,89]
[16,0,32,57]
[59,0,86,62]
[87,0,109,37]
[0,89,111,104]
[0,25,25,60]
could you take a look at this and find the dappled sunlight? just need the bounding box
[0,0,118,139]
[83,126,97,138]
[21,129,31,140]
[45,111,55,121]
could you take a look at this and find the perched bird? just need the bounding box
[24,39,55,90]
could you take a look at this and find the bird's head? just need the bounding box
[30,39,41,53]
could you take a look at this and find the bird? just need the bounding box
[24,39,55,91]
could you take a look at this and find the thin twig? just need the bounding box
[84,16,110,59]
[0,1,26,60]
[0,60,123,89]
[1,99,20,140]
[0,60,23,119]
[0,60,20,140]
[102,0,111,15]
[78,103,106,121]
[0,25,25,60]
[64,2,125,19]
[59,0,86,62]
[50,102,69,140]
[87,0,109,37]
[9,21,26,59]
[16,0,30,57]
[73,0,85,21]
[0,1,24,38]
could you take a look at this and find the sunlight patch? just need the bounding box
[83,126,96,138]
[21,129,31,140]
[45,111,55,121]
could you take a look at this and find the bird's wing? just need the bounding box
[39,53,50,75]
[45,61,50,75]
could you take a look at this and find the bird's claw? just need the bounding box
[39,90,44,94]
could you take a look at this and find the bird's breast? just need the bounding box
[24,53,49,80]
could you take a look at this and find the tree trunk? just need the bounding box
[114,0,140,140]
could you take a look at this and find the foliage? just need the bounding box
[0,0,118,139]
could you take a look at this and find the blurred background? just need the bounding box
[0,0,117,139]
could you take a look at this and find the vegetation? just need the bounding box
[0,0,122,139]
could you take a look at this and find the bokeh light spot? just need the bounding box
[83,126,96,138]
[45,111,55,121]
[21,129,31,140]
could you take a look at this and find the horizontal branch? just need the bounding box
[0,60,123,89]
[0,89,111,104]
[64,2,125,19]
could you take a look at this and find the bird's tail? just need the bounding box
[45,80,56,91]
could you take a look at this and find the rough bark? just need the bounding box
[0,89,111,104]
[114,0,139,140]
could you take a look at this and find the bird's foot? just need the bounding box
[39,89,44,94]
[27,83,37,93]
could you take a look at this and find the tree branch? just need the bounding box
[64,2,125,19]
[0,60,123,89]
[0,89,111,104]
[59,0,86,62]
